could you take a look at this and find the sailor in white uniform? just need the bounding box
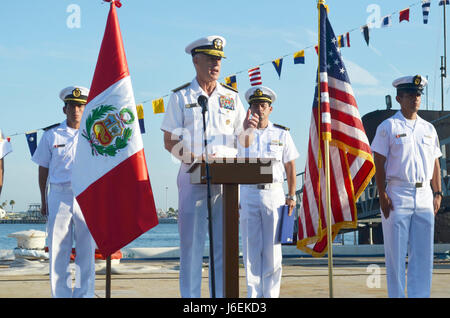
[0,129,12,197]
[32,86,96,298]
[161,35,257,298]
[371,75,442,298]
[238,86,299,298]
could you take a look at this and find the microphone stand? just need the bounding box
[198,95,216,298]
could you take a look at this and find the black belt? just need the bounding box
[252,183,282,190]
[388,180,426,188]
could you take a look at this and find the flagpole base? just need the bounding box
[106,255,111,298]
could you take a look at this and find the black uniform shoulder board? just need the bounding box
[172,82,190,93]
[43,123,61,131]
[273,123,290,131]
[220,82,238,93]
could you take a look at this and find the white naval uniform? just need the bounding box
[371,111,442,298]
[32,120,95,298]
[0,129,12,159]
[238,121,299,298]
[160,78,246,298]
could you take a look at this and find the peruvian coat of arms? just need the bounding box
[82,104,135,157]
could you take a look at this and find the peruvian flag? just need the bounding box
[72,0,158,256]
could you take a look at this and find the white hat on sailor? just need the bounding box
[392,75,428,93]
[185,35,226,58]
[59,86,89,104]
[245,86,277,105]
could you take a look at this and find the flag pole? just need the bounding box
[324,135,334,299]
[106,255,111,298]
[104,0,115,299]
[317,0,334,298]
[441,1,447,111]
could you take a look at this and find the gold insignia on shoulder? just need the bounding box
[220,83,238,93]
[172,82,190,93]
[273,123,290,131]
[72,88,81,98]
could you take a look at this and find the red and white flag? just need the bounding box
[72,1,158,256]
[248,66,262,86]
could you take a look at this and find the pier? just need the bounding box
[0,248,449,298]
[0,219,45,224]
[0,203,46,225]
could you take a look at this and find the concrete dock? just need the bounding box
[0,254,449,298]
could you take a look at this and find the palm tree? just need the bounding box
[9,200,15,211]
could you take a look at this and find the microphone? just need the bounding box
[196,93,216,297]
[197,95,208,114]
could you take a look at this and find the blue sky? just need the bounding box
[0,0,447,212]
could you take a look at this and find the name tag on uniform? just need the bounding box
[270,140,283,146]
[395,133,407,138]
[185,103,199,109]
[53,144,66,148]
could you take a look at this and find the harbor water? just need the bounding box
[0,222,357,251]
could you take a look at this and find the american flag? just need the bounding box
[297,4,375,257]
[248,66,262,86]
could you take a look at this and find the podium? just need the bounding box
[188,158,274,297]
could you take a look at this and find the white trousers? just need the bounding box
[239,185,284,298]
[177,164,224,298]
[382,183,435,298]
[47,183,96,298]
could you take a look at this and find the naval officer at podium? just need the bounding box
[160,35,258,298]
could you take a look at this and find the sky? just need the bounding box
[0,0,448,212]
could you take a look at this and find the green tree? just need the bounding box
[9,200,15,211]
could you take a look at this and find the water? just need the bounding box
[0,223,180,250]
[0,222,356,250]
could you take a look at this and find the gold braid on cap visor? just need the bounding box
[64,97,88,104]
[193,48,225,58]
[249,96,272,104]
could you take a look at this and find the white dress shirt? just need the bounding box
[238,121,299,183]
[32,120,79,184]
[371,111,442,183]
[161,78,246,158]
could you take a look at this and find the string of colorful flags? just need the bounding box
[147,0,447,113]
[5,0,449,157]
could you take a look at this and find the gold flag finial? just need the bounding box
[318,0,329,12]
